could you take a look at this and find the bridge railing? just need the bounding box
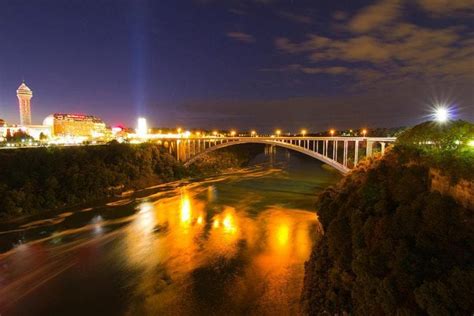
[157,136,396,174]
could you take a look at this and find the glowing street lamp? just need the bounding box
[276,129,281,137]
[251,130,256,137]
[230,130,236,137]
[361,129,367,137]
[301,129,307,137]
[330,129,335,136]
[433,106,450,123]
[212,130,218,136]
[177,127,182,134]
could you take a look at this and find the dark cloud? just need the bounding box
[226,31,256,43]
[275,19,473,86]
[416,0,474,15]
[178,83,473,131]
[348,0,402,33]
[277,11,313,24]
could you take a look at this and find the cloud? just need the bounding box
[333,11,348,21]
[226,32,256,43]
[277,11,313,24]
[416,0,474,15]
[261,64,351,75]
[274,20,473,86]
[348,0,402,33]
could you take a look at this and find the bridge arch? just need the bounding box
[183,139,350,174]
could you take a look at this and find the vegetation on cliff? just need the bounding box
[187,143,263,176]
[0,143,186,217]
[396,120,474,181]
[0,143,263,218]
[302,121,474,315]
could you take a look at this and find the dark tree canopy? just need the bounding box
[302,146,474,315]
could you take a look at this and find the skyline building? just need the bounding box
[43,113,107,139]
[16,81,33,126]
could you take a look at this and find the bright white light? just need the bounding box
[468,140,474,147]
[433,106,450,123]
[136,117,148,136]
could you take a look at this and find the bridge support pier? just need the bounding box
[354,140,359,166]
[366,140,374,157]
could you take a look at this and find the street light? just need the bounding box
[251,130,256,137]
[212,130,218,136]
[433,106,450,123]
[177,127,182,134]
[330,129,335,136]
[230,130,236,137]
[361,129,367,137]
[276,129,281,137]
[301,129,307,137]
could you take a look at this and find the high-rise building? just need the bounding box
[17,81,33,126]
[43,113,107,139]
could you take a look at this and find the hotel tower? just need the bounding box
[17,81,33,126]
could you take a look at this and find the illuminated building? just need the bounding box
[43,113,107,139]
[17,82,33,126]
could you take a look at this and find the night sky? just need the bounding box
[0,0,472,131]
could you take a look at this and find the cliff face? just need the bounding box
[301,150,474,315]
[430,169,474,210]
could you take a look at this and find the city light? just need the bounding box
[276,129,281,136]
[361,129,367,136]
[136,117,148,137]
[301,129,307,136]
[230,130,236,137]
[212,130,218,136]
[177,127,182,134]
[251,130,256,137]
[330,129,335,136]
[433,106,451,123]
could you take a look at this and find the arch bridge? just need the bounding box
[167,136,396,174]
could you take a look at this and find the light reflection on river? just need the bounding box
[0,148,340,315]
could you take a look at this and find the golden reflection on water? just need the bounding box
[123,187,321,315]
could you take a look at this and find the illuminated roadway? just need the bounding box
[174,136,397,174]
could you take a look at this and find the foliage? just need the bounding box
[0,143,185,217]
[187,144,263,176]
[397,120,474,152]
[395,120,474,181]
[302,149,474,315]
[6,130,34,143]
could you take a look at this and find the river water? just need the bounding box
[0,147,340,315]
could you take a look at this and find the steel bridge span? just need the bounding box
[167,136,396,174]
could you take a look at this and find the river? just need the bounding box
[0,147,340,315]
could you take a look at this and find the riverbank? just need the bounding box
[302,145,474,315]
[0,143,262,219]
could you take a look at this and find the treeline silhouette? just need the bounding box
[302,120,474,315]
[0,143,186,216]
[0,143,261,217]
